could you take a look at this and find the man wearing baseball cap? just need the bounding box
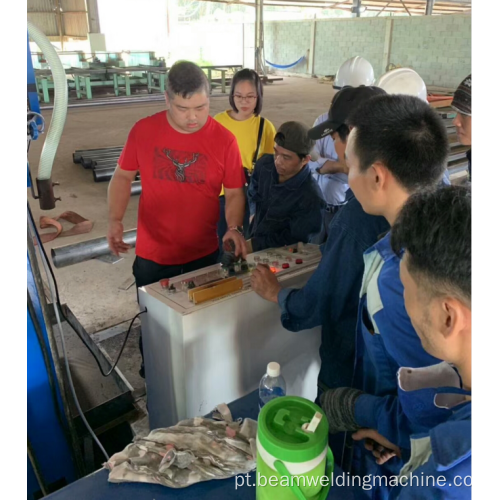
[308,57,376,244]
[452,74,472,181]
[308,85,384,142]
[246,121,325,252]
[251,87,389,463]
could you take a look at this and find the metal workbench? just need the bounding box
[45,391,365,500]
[34,64,244,103]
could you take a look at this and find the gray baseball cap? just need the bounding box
[275,121,315,156]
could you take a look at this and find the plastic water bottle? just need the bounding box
[259,362,287,410]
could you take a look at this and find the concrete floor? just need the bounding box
[28,77,334,335]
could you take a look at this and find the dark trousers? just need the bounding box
[133,250,219,376]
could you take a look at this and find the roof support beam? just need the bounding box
[352,0,363,17]
[426,0,435,15]
[86,0,101,33]
[255,0,266,75]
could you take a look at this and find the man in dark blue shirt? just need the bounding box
[246,121,325,252]
[250,87,389,463]
[251,87,387,391]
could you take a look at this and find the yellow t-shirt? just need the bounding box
[214,110,276,196]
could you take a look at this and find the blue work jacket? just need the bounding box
[248,154,325,251]
[278,189,389,390]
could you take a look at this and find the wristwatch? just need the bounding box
[228,226,244,235]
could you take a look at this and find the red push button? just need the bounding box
[295,259,303,264]
[282,263,290,269]
[160,278,170,289]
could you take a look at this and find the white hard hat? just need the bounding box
[334,56,375,89]
[375,68,428,102]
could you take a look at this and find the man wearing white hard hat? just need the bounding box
[375,67,428,102]
[309,56,375,243]
[376,67,451,185]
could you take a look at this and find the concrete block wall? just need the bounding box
[314,18,387,77]
[264,21,311,75]
[264,14,470,88]
[390,14,471,88]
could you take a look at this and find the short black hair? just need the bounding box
[391,185,471,305]
[347,95,449,191]
[336,124,350,143]
[167,60,210,99]
[229,68,263,115]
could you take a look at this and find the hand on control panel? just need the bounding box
[223,228,248,259]
[250,264,281,303]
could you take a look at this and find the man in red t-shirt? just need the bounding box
[107,61,246,376]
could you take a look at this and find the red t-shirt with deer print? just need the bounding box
[119,112,244,265]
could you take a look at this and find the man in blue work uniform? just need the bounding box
[319,95,450,497]
[378,186,470,499]
[246,121,325,252]
[250,86,389,464]
[309,56,376,243]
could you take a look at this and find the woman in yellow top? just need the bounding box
[214,68,276,250]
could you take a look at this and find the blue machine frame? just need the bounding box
[27,32,77,498]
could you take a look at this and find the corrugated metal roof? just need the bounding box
[27,12,59,36]
[28,0,88,38]
[63,12,88,37]
[27,0,55,13]
[61,0,87,11]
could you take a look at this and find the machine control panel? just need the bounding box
[145,243,322,312]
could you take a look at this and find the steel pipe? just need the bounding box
[131,181,142,196]
[87,151,122,159]
[51,229,137,268]
[79,149,123,158]
[81,153,121,166]
[74,146,123,155]
[93,167,116,182]
[74,146,123,161]
[86,159,120,169]
[42,94,166,110]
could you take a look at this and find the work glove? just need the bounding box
[320,387,364,434]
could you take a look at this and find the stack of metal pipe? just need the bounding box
[73,146,126,182]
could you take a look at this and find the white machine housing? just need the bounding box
[139,243,322,429]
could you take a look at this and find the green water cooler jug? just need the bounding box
[256,396,334,500]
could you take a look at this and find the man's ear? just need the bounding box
[303,155,312,167]
[164,92,170,110]
[440,297,471,341]
[370,162,390,191]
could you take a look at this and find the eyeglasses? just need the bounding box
[233,94,257,102]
